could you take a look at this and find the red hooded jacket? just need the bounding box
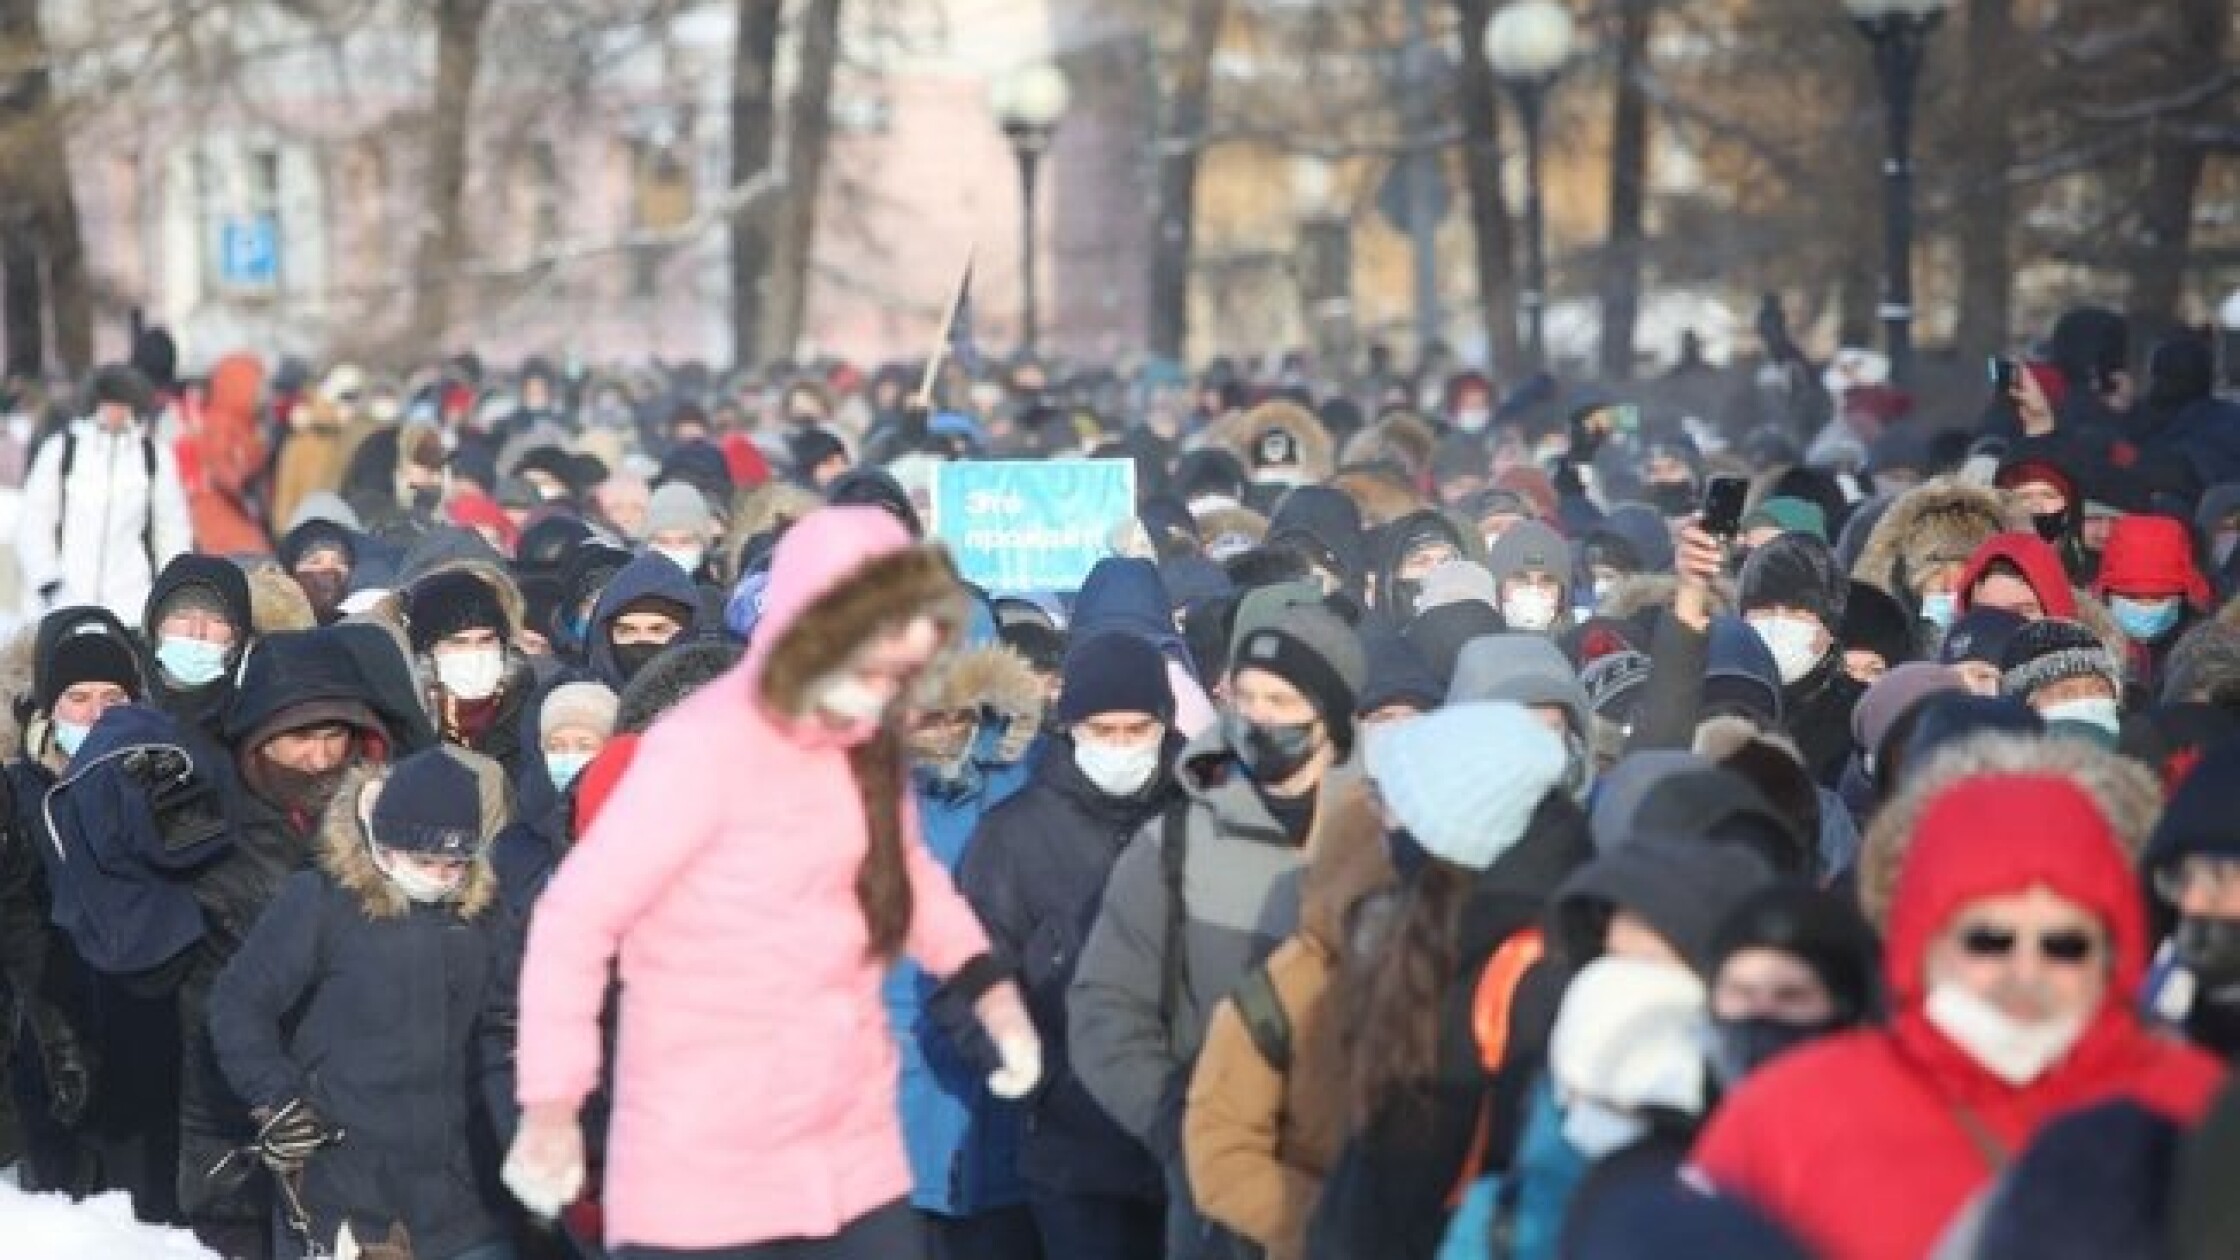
[1954,533,2077,621]
[1691,773,2224,1260]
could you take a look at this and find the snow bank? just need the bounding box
[0,1182,220,1259]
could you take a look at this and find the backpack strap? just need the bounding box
[1448,928,1549,1206]
[140,435,157,570]
[1156,802,1192,1041]
[53,431,77,554]
[1231,964,1292,1074]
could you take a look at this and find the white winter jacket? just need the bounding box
[15,417,193,622]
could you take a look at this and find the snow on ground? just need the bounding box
[0,1180,221,1259]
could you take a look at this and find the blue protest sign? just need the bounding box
[220,216,279,288]
[931,459,1136,594]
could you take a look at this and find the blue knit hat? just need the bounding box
[1057,632,1175,726]
[368,747,496,857]
[1364,702,1565,871]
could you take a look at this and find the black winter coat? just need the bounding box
[208,773,505,1259]
[958,734,1183,1200]
[1780,650,1866,790]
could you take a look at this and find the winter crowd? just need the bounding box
[3,306,2240,1260]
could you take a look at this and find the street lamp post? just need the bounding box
[1845,0,1948,387]
[1486,0,1574,375]
[990,63,1071,357]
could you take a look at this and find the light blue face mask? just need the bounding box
[53,720,89,758]
[156,636,230,688]
[2110,596,2182,643]
[545,750,594,791]
[1919,591,1959,630]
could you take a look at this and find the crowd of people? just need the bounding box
[1,305,2239,1260]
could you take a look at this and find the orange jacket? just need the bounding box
[187,352,272,556]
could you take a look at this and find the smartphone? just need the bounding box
[1701,475,1751,539]
[1987,356,2018,393]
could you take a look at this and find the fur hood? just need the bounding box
[1196,505,1269,555]
[1329,467,1428,528]
[1340,411,1439,480]
[751,521,970,725]
[1594,572,1736,623]
[317,759,503,921]
[1209,400,1336,484]
[0,627,36,762]
[912,641,1045,766]
[248,563,319,636]
[1856,731,2161,931]
[1852,478,2023,600]
[724,481,824,567]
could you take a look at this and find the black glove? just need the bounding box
[254,1097,342,1175]
[122,749,228,853]
[29,1005,92,1127]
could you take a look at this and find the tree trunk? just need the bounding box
[2,208,40,376]
[1453,0,1522,377]
[409,0,492,350]
[0,0,84,373]
[1146,0,1227,361]
[729,0,782,369]
[2123,0,2225,341]
[39,146,87,371]
[1599,0,1652,380]
[758,0,840,366]
[1953,0,2014,364]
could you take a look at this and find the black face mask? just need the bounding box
[256,761,351,821]
[2032,512,2068,545]
[1389,578,1424,617]
[295,571,348,621]
[1222,711,1322,785]
[1708,1015,1842,1088]
[610,640,667,684]
[410,486,443,513]
[1647,481,1698,518]
[2177,916,2240,983]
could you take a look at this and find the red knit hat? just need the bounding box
[2092,514,2212,609]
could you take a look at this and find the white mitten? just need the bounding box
[976,981,1045,1099]
[502,1111,586,1219]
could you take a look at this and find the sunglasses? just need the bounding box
[1957,924,2101,966]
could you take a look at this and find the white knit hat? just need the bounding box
[541,681,619,741]
[1363,701,1566,871]
[1549,955,1710,1116]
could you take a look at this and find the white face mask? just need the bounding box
[2040,696,2120,738]
[817,675,890,723]
[1454,406,1492,435]
[651,544,704,575]
[1924,980,2090,1086]
[1074,738,1162,798]
[374,849,466,904]
[435,646,506,701]
[1502,587,1559,632]
[1560,1096,1649,1159]
[1751,614,1823,685]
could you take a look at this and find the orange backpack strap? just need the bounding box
[1447,928,1548,1206]
[1471,928,1545,1072]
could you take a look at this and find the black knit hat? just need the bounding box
[2000,617,2121,702]
[406,570,510,654]
[39,622,142,711]
[1708,882,1883,1023]
[368,747,489,857]
[1940,606,2028,668]
[2147,734,2240,870]
[1839,580,1914,669]
[1738,532,1848,631]
[1231,605,1367,756]
[1057,632,1175,726]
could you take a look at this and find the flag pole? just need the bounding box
[915,247,976,412]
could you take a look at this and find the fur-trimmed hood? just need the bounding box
[1209,400,1336,484]
[912,641,1045,766]
[1329,467,1428,528]
[1856,730,2161,931]
[0,627,36,762]
[317,760,502,921]
[1196,505,1269,557]
[1852,478,2023,602]
[1340,411,1439,480]
[248,563,319,636]
[1594,572,1737,623]
[750,507,970,734]
[723,480,824,573]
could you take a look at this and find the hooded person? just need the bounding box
[144,555,256,739]
[398,567,538,783]
[207,746,510,1260]
[550,540,634,666]
[583,551,705,692]
[1702,882,1883,1090]
[642,482,719,583]
[1072,557,1218,738]
[508,508,1042,1257]
[2092,514,2213,705]
[278,516,360,625]
[1211,401,1336,510]
[827,465,925,538]
[2141,735,2240,1062]
[1840,579,1915,685]
[1851,477,2020,644]
[187,351,273,558]
[1265,487,1369,601]
[1954,532,2080,627]
[1069,603,1364,1260]
[1306,704,1592,1260]
[960,633,1186,1258]
[1447,634,1595,799]
[1484,520,1573,638]
[1691,773,2225,1260]
[1995,441,2093,581]
[1737,533,1867,786]
[1372,510,1474,622]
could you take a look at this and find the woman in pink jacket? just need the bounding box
[503,506,1043,1259]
